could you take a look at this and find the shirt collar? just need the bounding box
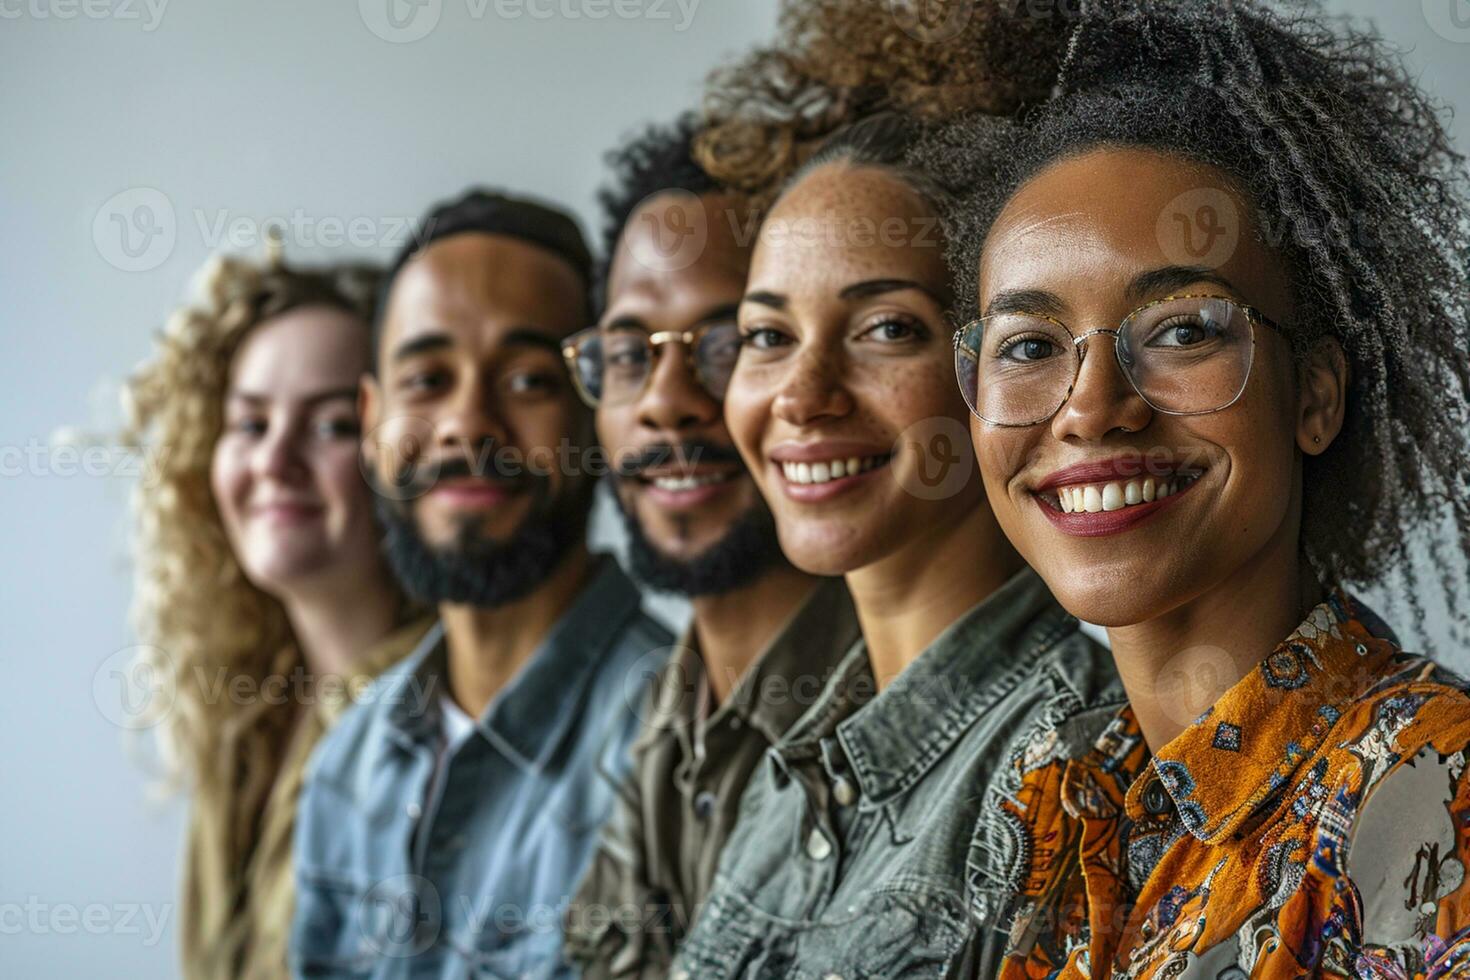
[836,568,1075,805]
[1127,591,1400,843]
[387,555,647,773]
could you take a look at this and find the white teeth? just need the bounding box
[1055,474,1196,515]
[781,455,886,486]
[652,472,728,491]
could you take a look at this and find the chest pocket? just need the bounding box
[676,885,971,980]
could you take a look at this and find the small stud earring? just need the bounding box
[1312,435,1321,444]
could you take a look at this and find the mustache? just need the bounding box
[386,442,534,496]
[616,441,745,479]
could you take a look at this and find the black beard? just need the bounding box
[615,476,785,597]
[371,460,590,609]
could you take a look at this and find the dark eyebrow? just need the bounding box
[984,288,1068,319]
[603,302,742,334]
[392,332,452,363]
[500,328,564,356]
[226,386,359,407]
[743,290,786,311]
[1127,266,1239,301]
[838,278,944,304]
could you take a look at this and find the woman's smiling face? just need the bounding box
[725,161,985,576]
[970,146,1331,627]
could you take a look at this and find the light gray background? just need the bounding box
[1,1,1466,976]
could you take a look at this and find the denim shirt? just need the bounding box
[668,569,1124,980]
[290,556,673,980]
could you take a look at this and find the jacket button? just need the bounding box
[693,790,716,820]
[832,777,857,807]
[1142,779,1172,816]
[405,802,422,820]
[806,828,833,861]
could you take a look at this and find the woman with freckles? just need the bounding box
[922,0,1470,976]
[668,113,1122,979]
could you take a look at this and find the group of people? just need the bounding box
[121,1,1470,977]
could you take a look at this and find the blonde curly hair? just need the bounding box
[694,0,1073,206]
[121,248,381,789]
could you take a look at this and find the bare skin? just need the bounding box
[972,148,1348,748]
[362,232,595,718]
[728,163,1024,689]
[595,190,816,703]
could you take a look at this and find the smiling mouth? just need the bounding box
[778,454,891,486]
[641,470,739,492]
[1045,473,1202,514]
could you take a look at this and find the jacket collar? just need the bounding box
[1114,591,1401,843]
[836,569,1075,806]
[386,555,646,774]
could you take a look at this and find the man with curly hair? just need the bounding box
[560,115,861,980]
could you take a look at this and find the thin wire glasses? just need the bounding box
[561,321,743,408]
[952,294,1285,426]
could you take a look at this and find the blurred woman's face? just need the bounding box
[210,306,381,598]
[969,147,1320,628]
[725,162,986,576]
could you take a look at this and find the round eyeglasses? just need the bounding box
[952,294,1285,426]
[561,321,743,408]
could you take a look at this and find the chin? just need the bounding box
[776,523,867,578]
[1038,567,1169,629]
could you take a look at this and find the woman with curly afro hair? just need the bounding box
[922,0,1470,974]
[123,246,428,980]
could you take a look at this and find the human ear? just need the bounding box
[1296,337,1348,455]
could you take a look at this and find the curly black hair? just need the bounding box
[594,112,725,312]
[914,0,1470,642]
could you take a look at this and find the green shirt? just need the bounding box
[565,577,861,979]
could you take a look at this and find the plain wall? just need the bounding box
[1,2,1465,976]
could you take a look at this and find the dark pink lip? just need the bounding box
[1034,478,1199,537]
[252,502,322,523]
[1035,456,1198,492]
[772,458,889,503]
[768,440,890,464]
[428,480,516,509]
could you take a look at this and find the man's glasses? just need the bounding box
[953,294,1286,426]
[561,322,742,408]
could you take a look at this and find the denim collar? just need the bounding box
[386,555,646,774]
[836,569,1074,807]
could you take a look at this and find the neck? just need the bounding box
[690,562,820,705]
[1106,512,1317,752]
[846,500,1025,690]
[440,544,594,719]
[283,566,402,679]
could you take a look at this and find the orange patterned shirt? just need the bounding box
[994,593,1470,978]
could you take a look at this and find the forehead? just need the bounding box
[230,305,368,393]
[981,147,1276,303]
[605,190,751,312]
[749,162,947,292]
[383,232,586,355]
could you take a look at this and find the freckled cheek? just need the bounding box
[722,386,770,480]
[858,359,967,434]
